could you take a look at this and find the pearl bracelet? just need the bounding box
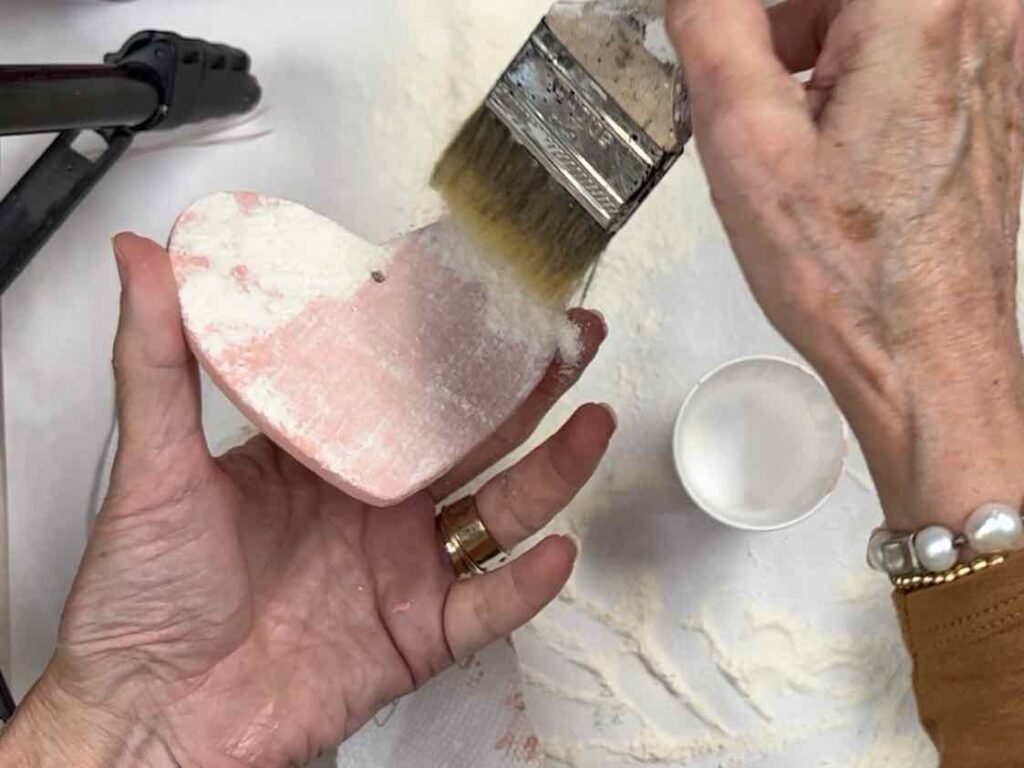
[867,502,1024,579]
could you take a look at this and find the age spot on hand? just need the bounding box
[834,202,883,242]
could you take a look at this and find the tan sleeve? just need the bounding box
[894,554,1024,767]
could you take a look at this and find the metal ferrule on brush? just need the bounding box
[485,20,684,234]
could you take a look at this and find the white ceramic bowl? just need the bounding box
[673,356,848,531]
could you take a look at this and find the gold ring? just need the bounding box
[438,496,507,579]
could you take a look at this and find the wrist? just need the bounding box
[827,346,1024,533]
[0,667,178,768]
[897,395,1024,533]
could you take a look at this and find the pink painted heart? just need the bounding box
[168,193,574,507]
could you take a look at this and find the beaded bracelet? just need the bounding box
[891,554,1008,592]
[868,503,1023,588]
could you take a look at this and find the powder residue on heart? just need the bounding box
[414,219,582,366]
[171,192,389,357]
[170,193,575,505]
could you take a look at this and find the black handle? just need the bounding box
[0,31,262,138]
[0,129,134,294]
[0,66,160,137]
[105,31,262,131]
[0,30,262,296]
[0,665,15,722]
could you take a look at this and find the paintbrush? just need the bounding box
[432,0,691,303]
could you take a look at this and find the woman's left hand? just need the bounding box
[0,233,614,768]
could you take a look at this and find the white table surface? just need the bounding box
[1,2,945,766]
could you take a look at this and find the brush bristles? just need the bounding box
[431,106,611,303]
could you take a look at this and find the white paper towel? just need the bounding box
[338,641,543,768]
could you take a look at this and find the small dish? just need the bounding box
[673,356,848,531]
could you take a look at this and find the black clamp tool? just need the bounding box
[0,31,262,295]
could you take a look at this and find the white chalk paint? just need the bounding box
[420,221,581,366]
[172,192,576,505]
[174,193,388,357]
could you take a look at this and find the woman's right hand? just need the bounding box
[667,0,1024,532]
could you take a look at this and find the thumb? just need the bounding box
[667,0,815,165]
[111,233,208,480]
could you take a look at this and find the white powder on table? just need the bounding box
[529,592,934,768]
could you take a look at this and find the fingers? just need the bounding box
[112,233,207,474]
[444,535,577,661]
[472,403,616,551]
[438,404,612,661]
[668,0,808,114]
[767,0,840,74]
[667,0,815,169]
[429,308,607,501]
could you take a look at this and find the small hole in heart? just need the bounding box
[371,271,387,284]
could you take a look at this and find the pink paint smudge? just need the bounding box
[169,250,212,283]
[231,264,253,291]
[234,191,264,214]
[175,208,204,227]
[494,731,543,763]
[522,736,539,761]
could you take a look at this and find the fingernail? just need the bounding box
[568,307,608,341]
[589,309,609,341]
[562,532,582,554]
[112,233,136,285]
[112,232,136,253]
[554,533,581,562]
[597,402,618,433]
[112,236,127,281]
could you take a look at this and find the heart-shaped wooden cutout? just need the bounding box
[169,192,571,507]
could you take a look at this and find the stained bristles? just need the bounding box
[431,106,611,304]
